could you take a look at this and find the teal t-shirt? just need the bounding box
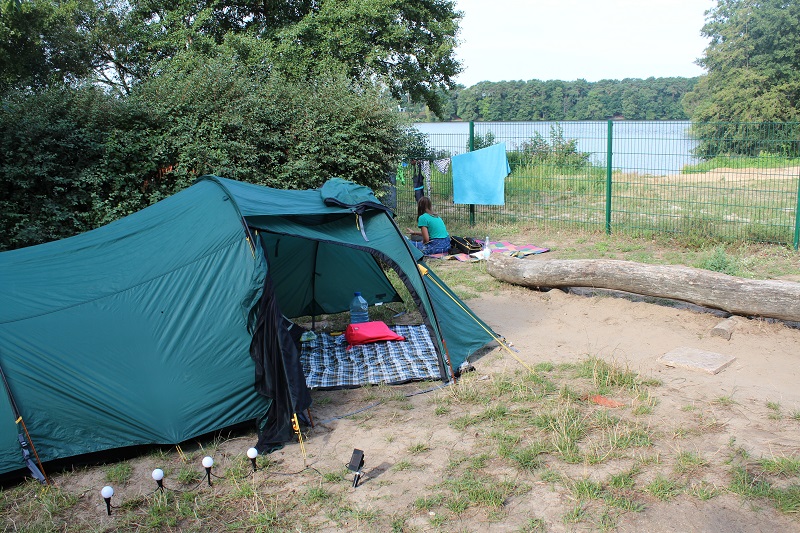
[417,212,449,239]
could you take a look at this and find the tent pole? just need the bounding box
[440,338,457,384]
[0,359,48,484]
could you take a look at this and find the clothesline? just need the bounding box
[397,144,510,206]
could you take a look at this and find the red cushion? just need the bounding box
[345,321,405,346]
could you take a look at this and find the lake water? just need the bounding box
[413,121,700,174]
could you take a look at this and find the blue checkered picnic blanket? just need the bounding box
[300,325,441,389]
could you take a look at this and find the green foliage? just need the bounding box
[0,0,95,93]
[0,85,149,250]
[0,0,458,249]
[1,44,404,249]
[446,77,697,122]
[271,0,462,118]
[135,48,403,192]
[687,122,800,160]
[518,124,592,169]
[682,151,800,173]
[468,131,497,151]
[696,246,740,276]
[684,1,800,153]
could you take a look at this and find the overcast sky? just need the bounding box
[453,0,716,86]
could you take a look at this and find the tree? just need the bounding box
[0,86,134,249]
[271,0,461,117]
[79,0,461,113]
[0,0,96,93]
[684,0,800,155]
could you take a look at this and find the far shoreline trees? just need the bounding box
[404,77,699,122]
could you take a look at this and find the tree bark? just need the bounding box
[486,254,800,322]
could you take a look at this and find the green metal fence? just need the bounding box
[393,121,800,249]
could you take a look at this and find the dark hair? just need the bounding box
[417,196,435,218]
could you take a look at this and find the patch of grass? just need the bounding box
[322,469,347,483]
[729,466,773,499]
[644,475,680,501]
[772,486,800,513]
[730,466,800,512]
[430,514,448,528]
[105,461,134,484]
[608,467,639,489]
[327,504,379,526]
[562,502,587,523]
[609,427,652,449]
[545,406,587,463]
[434,405,449,416]
[534,362,555,372]
[712,395,737,406]
[518,517,546,532]
[176,465,202,484]
[759,455,800,476]
[393,460,414,472]
[414,494,445,510]
[540,469,563,484]
[671,426,694,439]
[675,451,709,474]
[593,409,620,429]
[441,470,529,514]
[302,485,332,505]
[572,478,603,500]
[408,442,430,454]
[390,516,410,533]
[632,390,658,416]
[603,493,645,512]
[503,441,547,472]
[767,401,782,419]
[599,509,618,531]
[690,481,719,500]
[28,485,80,519]
[441,471,511,510]
[577,357,642,392]
[696,245,741,276]
[452,404,510,429]
[558,384,582,403]
[469,453,491,471]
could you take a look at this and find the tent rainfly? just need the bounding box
[0,176,498,479]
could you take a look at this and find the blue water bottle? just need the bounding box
[349,292,369,324]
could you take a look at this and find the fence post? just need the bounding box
[468,121,475,226]
[794,173,800,250]
[605,119,613,234]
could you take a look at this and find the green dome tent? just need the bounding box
[0,176,498,479]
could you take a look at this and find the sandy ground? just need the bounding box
[290,280,800,532]
[469,285,800,411]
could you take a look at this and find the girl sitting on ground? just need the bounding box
[407,196,450,255]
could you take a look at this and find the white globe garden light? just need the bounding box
[100,485,114,515]
[202,456,214,486]
[152,468,164,490]
[247,447,259,472]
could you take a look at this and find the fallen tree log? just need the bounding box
[486,254,800,323]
